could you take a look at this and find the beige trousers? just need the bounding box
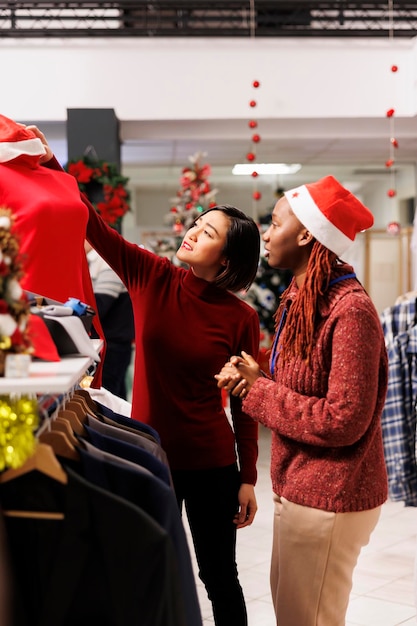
[270,495,381,626]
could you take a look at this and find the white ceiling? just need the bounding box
[42,114,417,194]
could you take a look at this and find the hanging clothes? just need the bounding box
[73,444,202,626]
[380,298,417,506]
[0,390,203,626]
[0,467,187,626]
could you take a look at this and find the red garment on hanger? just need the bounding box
[0,158,105,386]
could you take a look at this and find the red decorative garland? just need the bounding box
[385,1,398,201]
[66,156,131,227]
[247,80,262,206]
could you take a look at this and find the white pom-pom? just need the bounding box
[0,314,17,336]
[7,279,22,301]
[0,216,11,230]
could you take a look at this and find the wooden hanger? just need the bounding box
[0,442,67,485]
[0,443,67,520]
[38,430,79,462]
[73,388,98,413]
[69,395,94,418]
[64,399,88,425]
[58,408,85,436]
[52,417,79,446]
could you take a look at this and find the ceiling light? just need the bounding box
[232,163,302,176]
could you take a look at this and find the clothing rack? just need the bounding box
[0,341,202,626]
[380,295,417,506]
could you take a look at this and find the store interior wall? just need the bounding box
[2,35,417,310]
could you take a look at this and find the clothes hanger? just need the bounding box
[64,398,89,426]
[69,395,95,418]
[36,405,81,461]
[38,430,79,462]
[73,388,99,413]
[0,442,67,486]
[58,407,85,436]
[0,438,68,520]
[52,417,79,446]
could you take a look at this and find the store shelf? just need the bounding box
[0,340,102,395]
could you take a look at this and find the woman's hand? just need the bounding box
[234,483,257,529]
[215,351,261,399]
[25,124,54,163]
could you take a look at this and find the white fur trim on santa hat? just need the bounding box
[285,184,354,257]
[0,138,46,163]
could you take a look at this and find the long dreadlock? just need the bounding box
[274,241,338,363]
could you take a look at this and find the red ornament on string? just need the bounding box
[386,108,395,118]
[252,80,260,88]
[251,171,259,178]
[253,191,262,201]
[387,189,396,198]
[385,159,395,167]
[387,221,400,234]
[248,120,258,129]
[249,100,257,108]
[252,134,261,143]
[391,65,398,72]
[246,152,256,162]
[391,138,399,148]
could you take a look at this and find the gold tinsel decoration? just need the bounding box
[0,395,39,471]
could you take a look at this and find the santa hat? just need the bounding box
[284,175,374,257]
[0,114,46,163]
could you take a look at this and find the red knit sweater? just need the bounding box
[86,201,259,483]
[243,272,388,512]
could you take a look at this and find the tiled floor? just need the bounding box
[184,425,417,625]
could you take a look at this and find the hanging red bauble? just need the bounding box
[387,221,400,234]
[251,171,259,178]
[249,100,257,107]
[386,108,395,118]
[209,201,217,208]
[253,191,262,201]
[387,189,396,198]
[391,138,399,148]
[173,222,183,234]
[185,202,194,210]
[252,80,260,88]
[246,152,256,162]
[385,158,395,167]
[391,65,398,72]
[248,120,258,128]
[170,207,178,213]
[252,134,261,143]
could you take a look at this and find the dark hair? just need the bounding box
[202,204,260,292]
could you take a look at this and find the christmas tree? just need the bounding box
[164,152,218,234]
[0,207,33,373]
[146,152,218,261]
[243,257,292,336]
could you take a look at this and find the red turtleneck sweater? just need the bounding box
[86,200,259,483]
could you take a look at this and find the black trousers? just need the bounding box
[101,341,132,400]
[172,464,247,626]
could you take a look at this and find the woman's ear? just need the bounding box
[299,229,314,247]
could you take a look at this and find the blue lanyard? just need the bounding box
[269,272,356,375]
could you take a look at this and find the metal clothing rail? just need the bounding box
[1,1,417,38]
